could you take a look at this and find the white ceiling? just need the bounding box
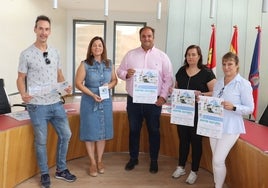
[48,0,166,12]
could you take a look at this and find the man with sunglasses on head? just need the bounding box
[16,15,76,188]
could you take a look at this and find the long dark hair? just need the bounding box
[183,45,205,69]
[85,36,109,67]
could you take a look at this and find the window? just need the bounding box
[113,21,146,94]
[73,20,106,93]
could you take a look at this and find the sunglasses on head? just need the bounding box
[217,87,224,98]
[43,52,51,65]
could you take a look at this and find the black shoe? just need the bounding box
[125,158,139,171]
[55,169,77,182]
[41,174,51,188]
[149,161,158,174]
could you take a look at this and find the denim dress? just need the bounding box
[79,60,113,141]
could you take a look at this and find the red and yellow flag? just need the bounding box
[207,24,216,75]
[230,26,238,54]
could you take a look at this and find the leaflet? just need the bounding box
[5,111,30,121]
[170,89,195,127]
[28,81,69,96]
[197,96,224,139]
[132,69,158,104]
[99,85,109,100]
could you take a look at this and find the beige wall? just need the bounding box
[0,0,168,93]
[0,0,67,94]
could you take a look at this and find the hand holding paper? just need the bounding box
[57,81,72,96]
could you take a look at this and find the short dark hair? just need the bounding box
[222,52,239,72]
[35,15,51,28]
[139,26,155,36]
[222,52,239,65]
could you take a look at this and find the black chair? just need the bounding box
[0,78,26,115]
[259,105,268,126]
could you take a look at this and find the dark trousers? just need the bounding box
[126,95,162,161]
[177,125,202,172]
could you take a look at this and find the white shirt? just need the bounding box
[213,74,254,134]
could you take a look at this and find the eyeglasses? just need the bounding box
[43,52,51,65]
[217,87,224,98]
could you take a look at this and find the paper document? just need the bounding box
[5,111,30,121]
[99,85,109,100]
[133,69,158,104]
[28,81,70,96]
[170,89,195,126]
[197,96,224,138]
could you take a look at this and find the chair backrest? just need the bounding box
[0,79,11,114]
[259,105,268,126]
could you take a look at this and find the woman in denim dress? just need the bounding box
[75,36,117,177]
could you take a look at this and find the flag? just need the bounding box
[249,26,261,120]
[230,26,238,54]
[207,24,216,75]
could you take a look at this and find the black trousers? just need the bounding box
[126,95,162,161]
[177,125,202,172]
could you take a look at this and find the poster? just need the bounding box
[170,89,195,126]
[133,69,158,104]
[197,96,224,138]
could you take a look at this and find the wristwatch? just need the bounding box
[232,106,236,111]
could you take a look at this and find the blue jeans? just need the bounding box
[27,102,71,175]
[127,96,162,161]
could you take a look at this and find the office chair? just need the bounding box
[0,78,26,115]
[259,105,268,126]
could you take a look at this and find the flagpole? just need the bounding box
[230,25,238,55]
[256,25,261,32]
[206,24,216,75]
[248,26,261,122]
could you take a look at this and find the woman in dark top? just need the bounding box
[171,45,216,184]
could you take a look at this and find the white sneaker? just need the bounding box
[172,166,186,178]
[186,171,198,184]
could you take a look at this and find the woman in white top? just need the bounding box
[210,52,254,188]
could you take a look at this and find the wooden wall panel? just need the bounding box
[1,110,268,187]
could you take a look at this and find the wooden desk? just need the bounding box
[109,103,268,188]
[225,120,268,188]
[0,102,268,188]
